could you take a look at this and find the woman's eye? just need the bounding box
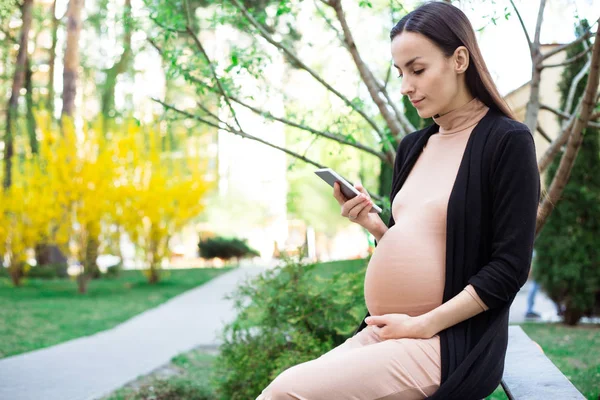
[414,69,424,75]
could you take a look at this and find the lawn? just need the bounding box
[0,267,233,359]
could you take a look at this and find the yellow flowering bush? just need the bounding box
[0,113,212,289]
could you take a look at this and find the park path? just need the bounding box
[0,266,268,400]
[0,263,559,400]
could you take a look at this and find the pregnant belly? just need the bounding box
[364,224,446,317]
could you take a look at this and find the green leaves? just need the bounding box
[212,254,368,399]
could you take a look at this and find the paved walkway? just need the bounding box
[0,266,268,400]
[0,265,570,400]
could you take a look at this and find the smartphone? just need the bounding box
[314,167,382,213]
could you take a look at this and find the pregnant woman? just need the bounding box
[257,2,540,399]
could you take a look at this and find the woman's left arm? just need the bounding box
[419,284,489,338]
[466,129,540,310]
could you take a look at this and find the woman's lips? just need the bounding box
[411,98,424,106]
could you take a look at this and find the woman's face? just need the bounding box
[391,31,469,118]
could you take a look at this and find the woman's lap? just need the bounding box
[257,326,441,400]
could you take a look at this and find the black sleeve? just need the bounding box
[467,129,541,309]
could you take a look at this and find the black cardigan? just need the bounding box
[352,109,541,399]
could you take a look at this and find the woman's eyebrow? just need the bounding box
[393,56,422,69]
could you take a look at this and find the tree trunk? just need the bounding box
[9,263,24,287]
[25,54,37,154]
[523,55,543,135]
[563,304,582,326]
[100,0,132,119]
[86,231,101,279]
[3,0,34,189]
[62,0,84,117]
[148,266,159,284]
[47,0,58,116]
[77,273,90,294]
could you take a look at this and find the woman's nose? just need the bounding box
[400,78,414,96]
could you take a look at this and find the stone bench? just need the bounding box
[500,325,585,399]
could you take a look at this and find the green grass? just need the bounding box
[0,267,233,359]
[519,322,600,400]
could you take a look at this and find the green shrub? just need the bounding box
[25,263,68,279]
[103,263,123,279]
[198,236,260,261]
[210,250,367,400]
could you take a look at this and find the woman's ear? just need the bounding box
[453,46,470,74]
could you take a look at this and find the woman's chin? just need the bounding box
[416,108,434,119]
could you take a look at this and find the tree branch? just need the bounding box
[536,26,600,237]
[226,95,389,162]
[154,98,325,169]
[540,103,600,128]
[187,76,389,162]
[509,0,533,56]
[537,103,579,173]
[228,0,386,147]
[183,0,243,133]
[313,0,343,44]
[153,98,386,204]
[519,0,547,134]
[533,0,546,48]
[564,53,591,115]
[541,20,598,61]
[326,0,401,154]
[542,45,592,69]
[536,122,552,144]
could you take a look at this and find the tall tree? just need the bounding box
[3,0,34,188]
[25,54,37,154]
[46,0,59,115]
[61,0,84,117]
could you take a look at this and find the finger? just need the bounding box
[372,326,385,339]
[333,182,347,205]
[357,199,372,218]
[366,315,383,325]
[347,196,371,217]
[341,193,369,216]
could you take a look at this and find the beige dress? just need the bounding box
[257,98,490,400]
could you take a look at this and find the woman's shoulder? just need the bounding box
[485,111,533,144]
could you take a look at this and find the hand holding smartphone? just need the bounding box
[314,167,382,214]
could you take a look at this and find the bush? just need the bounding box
[210,250,367,400]
[198,236,260,261]
[103,263,123,279]
[25,263,68,280]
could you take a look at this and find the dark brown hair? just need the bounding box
[390,1,515,119]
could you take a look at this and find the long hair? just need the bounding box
[390,1,515,120]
